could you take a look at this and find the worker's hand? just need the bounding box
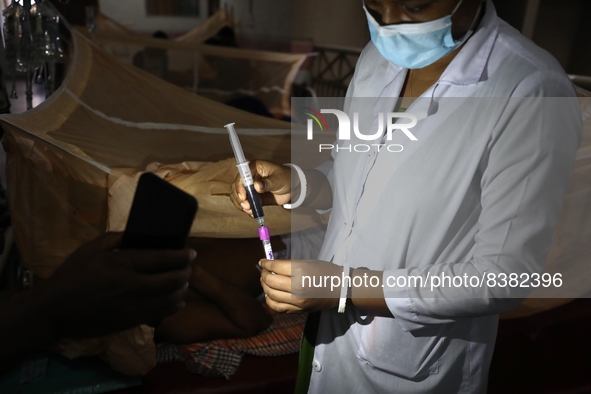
[259,259,340,313]
[31,232,195,341]
[230,160,292,217]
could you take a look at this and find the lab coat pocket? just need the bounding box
[356,315,442,380]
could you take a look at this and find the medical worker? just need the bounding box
[231,0,582,392]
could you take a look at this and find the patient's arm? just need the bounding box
[156,264,271,344]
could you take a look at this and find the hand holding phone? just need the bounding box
[121,172,198,250]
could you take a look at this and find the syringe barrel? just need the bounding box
[227,123,264,220]
[225,123,247,164]
[236,162,264,220]
[236,162,254,187]
[245,183,264,220]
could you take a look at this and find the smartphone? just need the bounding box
[121,172,198,249]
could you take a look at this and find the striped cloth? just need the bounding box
[156,309,306,378]
[156,239,307,378]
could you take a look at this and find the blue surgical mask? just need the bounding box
[364,0,478,69]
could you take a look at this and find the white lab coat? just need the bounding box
[307,1,582,393]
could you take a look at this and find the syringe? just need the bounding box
[225,122,265,228]
[225,122,275,269]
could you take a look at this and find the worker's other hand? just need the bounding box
[259,259,340,313]
[31,232,194,341]
[230,160,292,217]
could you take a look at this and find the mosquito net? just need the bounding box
[174,8,232,44]
[96,12,135,34]
[97,8,231,44]
[0,26,328,374]
[0,28,325,280]
[87,9,306,117]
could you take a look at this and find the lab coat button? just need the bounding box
[312,360,322,372]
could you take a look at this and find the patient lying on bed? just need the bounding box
[155,237,283,344]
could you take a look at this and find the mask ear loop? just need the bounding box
[457,0,486,34]
[466,0,486,32]
[451,0,485,47]
[451,0,466,16]
[450,0,486,35]
[429,0,485,115]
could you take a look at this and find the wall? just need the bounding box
[99,0,208,35]
[568,1,591,76]
[493,0,590,76]
[49,0,99,26]
[493,0,528,31]
[221,0,293,44]
[221,0,368,51]
[292,0,369,50]
[98,0,368,50]
[533,0,591,75]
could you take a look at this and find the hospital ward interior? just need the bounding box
[0,0,589,393]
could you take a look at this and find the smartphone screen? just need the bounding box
[121,172,198,249]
